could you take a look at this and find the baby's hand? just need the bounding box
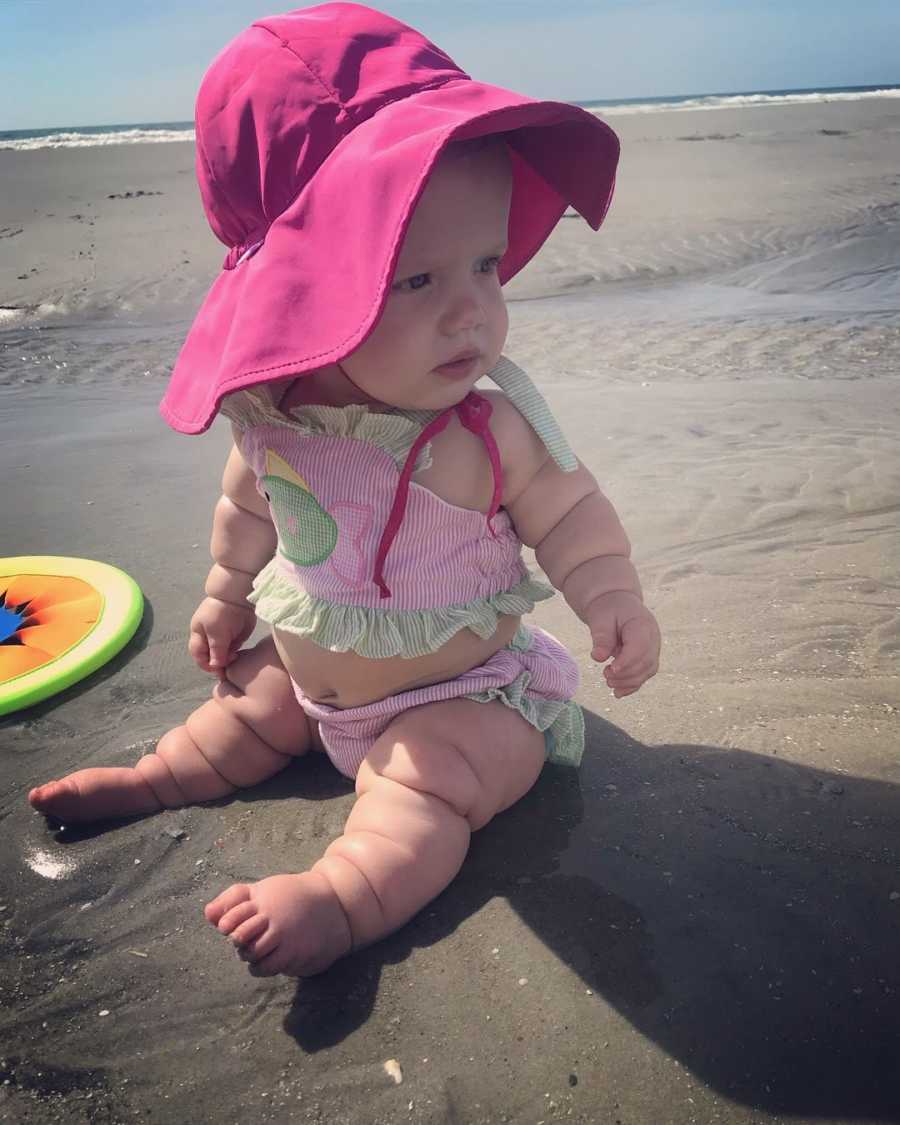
[189,596,256,676]
[586,591,661,698]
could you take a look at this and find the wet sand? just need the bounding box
[1,97,899,1124]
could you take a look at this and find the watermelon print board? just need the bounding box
[0,556,143,716]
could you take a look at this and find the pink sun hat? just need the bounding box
[160,2,620,434]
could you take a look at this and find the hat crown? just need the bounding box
[194,3,465,250]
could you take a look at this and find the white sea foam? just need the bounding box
[5,86,899,151]
[0,302,71,326]
[1,126,195,152]
[596,87,900,116]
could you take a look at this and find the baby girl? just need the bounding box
[30,3,660,978]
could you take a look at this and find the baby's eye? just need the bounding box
[393,272,431,292]
[478,256,502,274]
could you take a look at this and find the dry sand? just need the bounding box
[1,98,899,1124]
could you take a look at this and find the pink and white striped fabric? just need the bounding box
[239,421,528,611]
[295,625,580,779]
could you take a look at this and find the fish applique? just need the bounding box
[261,450,338,566]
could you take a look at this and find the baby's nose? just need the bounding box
[443,291,485,333]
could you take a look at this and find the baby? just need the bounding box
[29,3,660,979]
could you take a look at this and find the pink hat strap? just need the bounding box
[372,391,502,599]
[455,392,503,525]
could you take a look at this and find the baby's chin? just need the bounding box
[412,376,486,412]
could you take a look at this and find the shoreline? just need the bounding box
[2,97,900,326]
[5,80,900,145]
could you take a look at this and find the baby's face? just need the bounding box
[340,142,512,411]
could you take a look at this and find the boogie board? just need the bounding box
[0,556,143,716]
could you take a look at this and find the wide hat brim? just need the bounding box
[161,79,619,434]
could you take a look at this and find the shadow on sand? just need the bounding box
[11,708,899,1121]
[284,711,900,1121]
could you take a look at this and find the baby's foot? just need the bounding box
[205,871,353,977]
[29,767,162,823]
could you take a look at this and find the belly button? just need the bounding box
[316,688,339,701]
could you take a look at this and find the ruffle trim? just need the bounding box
[465,683,584,768]
[464,624,584,767]
[248,562,555,658]
[221,388,434,470]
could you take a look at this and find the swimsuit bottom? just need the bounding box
[292,624,584,780]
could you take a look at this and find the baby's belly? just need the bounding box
[273,614,521,709]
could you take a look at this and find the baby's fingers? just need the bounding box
[606,617,660,686]
[207,636,235,672]
[604,657,656,697]
[590,621,621,664]
[189,625,230,677]
[188,625,213,672]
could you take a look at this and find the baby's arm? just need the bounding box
[189,431,277,675]
[492,395,660,697]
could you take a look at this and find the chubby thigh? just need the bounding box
[211,634,325,757]
[359,697,547,832]
[311,699,546,950]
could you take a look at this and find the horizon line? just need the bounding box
[4,80,899,135]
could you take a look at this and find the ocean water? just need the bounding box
[580,83,900,115]
[2,85,899,150]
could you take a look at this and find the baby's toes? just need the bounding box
[247,945,293,977]
[29,779,78,817]
[238,931,281,967]
[204,882,253,927]
[216,899,262,939]
[229,911,270,950]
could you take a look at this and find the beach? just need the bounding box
[2,96,899,1124]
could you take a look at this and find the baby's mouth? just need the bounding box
[434,352,480,378]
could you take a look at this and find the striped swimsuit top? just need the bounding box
[222,357,577,658]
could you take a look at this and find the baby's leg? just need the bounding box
[29,636,314,823]
[205,698,545,977]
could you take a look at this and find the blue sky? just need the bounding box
[3,0,899,130]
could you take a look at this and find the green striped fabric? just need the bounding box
[487,356,578,472]
[249,562,555,658]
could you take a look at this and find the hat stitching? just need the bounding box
[222,76,467,269]
[209,25,462,260]
[202,24,347,255]
[195,122,249,253]
[205,27,343,254]
[349,75,467,128]
[254,20,343,106]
